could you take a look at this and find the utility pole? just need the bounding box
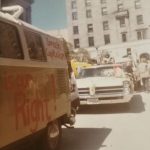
[96,47,101,64]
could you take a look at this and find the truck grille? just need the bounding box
[78,86,123,95]
[95,86,123,94]
[78,87,89,94]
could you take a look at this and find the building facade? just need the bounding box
[66,0,150,50]
[1,0,33,23]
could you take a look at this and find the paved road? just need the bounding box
[61,92,150,150]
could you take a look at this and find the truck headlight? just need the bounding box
[123,81,130,94]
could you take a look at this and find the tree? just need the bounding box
[75,48,90,62]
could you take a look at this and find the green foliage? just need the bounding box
[69,48,90,62]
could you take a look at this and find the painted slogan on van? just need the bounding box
[46,37,65,60]
[1,68,56,133]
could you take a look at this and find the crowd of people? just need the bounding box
[137,57,150,91]
[71,49,150,92]
[100,51,150,92]
[120,55,150,92]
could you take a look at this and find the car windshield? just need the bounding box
[78,66,124,78]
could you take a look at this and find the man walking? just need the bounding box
[138,57,150,91]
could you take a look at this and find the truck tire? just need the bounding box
[44,120,62,150]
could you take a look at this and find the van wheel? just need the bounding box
[44,120,62,150]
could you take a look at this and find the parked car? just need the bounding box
[76,64,133,105]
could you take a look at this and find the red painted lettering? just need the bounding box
[2,72,55,133]
[15,92,27,130]
[4,74,15,91]
[15,98,52,133]
[47,40,60,49]
[44,100,51,121]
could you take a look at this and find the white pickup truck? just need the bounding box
[76,64,133,105]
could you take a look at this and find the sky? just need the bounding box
[31,0,67,30]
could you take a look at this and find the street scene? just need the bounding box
[0,0,150,150]
[61,92,150,150]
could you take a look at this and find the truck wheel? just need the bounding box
[44,120,62,150]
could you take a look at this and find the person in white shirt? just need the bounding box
[138,57,150,91]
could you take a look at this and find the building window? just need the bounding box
[137,30,146,40]
[0,21,24,59]
[88,37,94,47]
[71,1,77,9]
[74,39,80,48]
[103,21,109,30]
[72,12,78,20]
[101,0,106,4]
[120,17,125,27]
[137,15,143,24]
[135,0,141,9]
[86,9,92,18]
[85,0,91,6]
[87,24,93,33]
[104,34,110,44]
[102,7,107,15]
[73,26,79,34]
[118,3,123,11]
[121,33,127,42]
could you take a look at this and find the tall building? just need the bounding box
[1,0,33,23]
[66,0,150,50]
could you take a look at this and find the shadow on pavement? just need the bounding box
[78,94,145,114]
[61,127,111,150]
[129,94,145,113]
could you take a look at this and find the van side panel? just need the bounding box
[0,13,71,149]
[0,65,70,148]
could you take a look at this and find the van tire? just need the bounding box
[44,120,62,150]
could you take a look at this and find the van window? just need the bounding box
[0,21,24,59]
[24,29,46,61]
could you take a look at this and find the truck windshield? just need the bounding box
[78,66,124,78]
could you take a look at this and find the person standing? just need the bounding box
[138,57,150,91]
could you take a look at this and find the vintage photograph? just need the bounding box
[0,0,150,150]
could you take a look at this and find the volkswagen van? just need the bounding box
[0,7,75,150]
